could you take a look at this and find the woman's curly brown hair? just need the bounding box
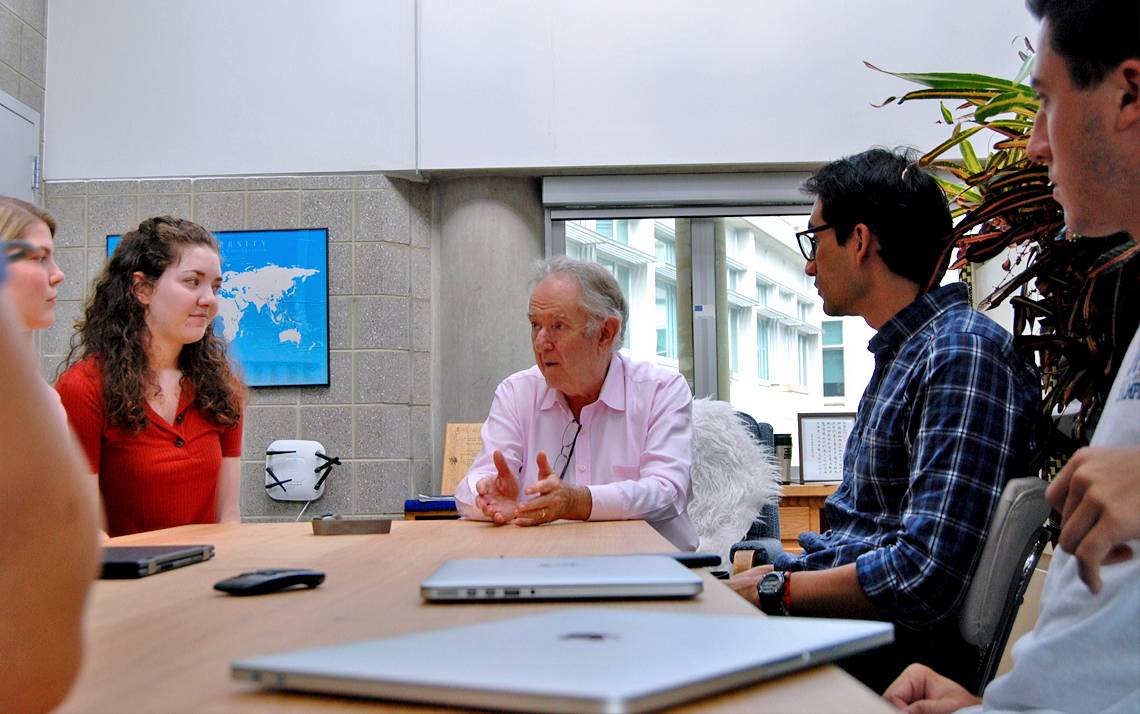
[62,216,243,432]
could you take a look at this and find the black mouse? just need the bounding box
[213,569,325,596]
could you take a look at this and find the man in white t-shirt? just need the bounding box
[884,1,1140,712]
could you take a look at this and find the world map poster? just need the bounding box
[107,228,330,387]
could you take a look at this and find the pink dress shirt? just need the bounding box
[455,351,697,550]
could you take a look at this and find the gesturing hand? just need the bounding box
[474,450,521,524]
[1047,445,1140,593]
[512,451,591,526]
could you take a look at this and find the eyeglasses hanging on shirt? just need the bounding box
[554,418,582,481]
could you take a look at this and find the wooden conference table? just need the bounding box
[60,520,890,713]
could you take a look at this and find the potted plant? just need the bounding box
[868,44,1140,467]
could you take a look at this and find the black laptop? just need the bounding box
[100,544,215,579]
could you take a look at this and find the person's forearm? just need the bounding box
[216,458,241,522]
[587,476,685,521]
[0,299,99,711]
[787,564,878,618]
[568,485,593,520]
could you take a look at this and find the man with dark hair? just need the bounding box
[885,1,1140,711]
[729,147,1041,692]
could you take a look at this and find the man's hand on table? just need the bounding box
[474,450,521,523]
[727,564,774,607]
[883,663,981,713]
[512,451,593,525]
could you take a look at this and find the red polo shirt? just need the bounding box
[56,357,243,537]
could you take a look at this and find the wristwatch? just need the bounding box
[757,571,790,616]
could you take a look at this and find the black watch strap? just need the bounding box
[757,571,788,616]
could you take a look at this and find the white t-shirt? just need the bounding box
[977,325,1140,713]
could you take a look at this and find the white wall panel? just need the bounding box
[44,0,415,179]
[45,0,1039,177]
[418,0,1038,170]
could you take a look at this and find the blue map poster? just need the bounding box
[107,228,329,388]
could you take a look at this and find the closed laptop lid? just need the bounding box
[100,544,214,579]
[420,555,703,601]
[232,608,894,714]
[102,545,212,563]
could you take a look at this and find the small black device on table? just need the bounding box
[214,569,326,596]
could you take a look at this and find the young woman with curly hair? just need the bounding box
[56,216,244,537]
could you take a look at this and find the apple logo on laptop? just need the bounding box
[559,632,620,642]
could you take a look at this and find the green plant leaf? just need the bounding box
[959,138,982,175]
[954,191,1059,237]
[893,88,1002,104]
[864,62,1032,93]
[1012,51,1036,85]
[975,91,1040,122]
[919,125,985,164]
[940,102,953,123]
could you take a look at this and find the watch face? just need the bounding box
[758,572,784,596]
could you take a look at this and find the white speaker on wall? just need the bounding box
[264,440,342,503]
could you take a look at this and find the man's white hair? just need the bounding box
[533,255,627,351]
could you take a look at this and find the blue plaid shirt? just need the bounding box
[774,283,1040,628]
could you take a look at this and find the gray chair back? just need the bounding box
[725,411,782,571]
[958,477,1051,693]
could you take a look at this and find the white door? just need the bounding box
[0,88,39,202]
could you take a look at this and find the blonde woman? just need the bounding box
[0,197,65,338]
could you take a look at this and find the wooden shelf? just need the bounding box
[779,482,838,552]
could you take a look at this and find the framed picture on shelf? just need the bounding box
[107,228,330,388]
[797,412,856,483]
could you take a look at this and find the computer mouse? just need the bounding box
[213,568,325,596]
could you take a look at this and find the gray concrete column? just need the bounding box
[432,177,543,488]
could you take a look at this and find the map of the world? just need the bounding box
[107,228,329,387]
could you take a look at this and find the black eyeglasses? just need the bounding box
[795,223,833,262]
[4,239,38,263]
[554,418,582,481]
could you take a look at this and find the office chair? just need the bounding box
[957,477,1052,695]
[727,411,784,572]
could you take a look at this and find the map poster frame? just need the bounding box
[797,412,855,483]
[106,227,330,389]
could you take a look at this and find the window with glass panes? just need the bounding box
[798,334,812,386]
[756,316,771,380]
[551,204,879,441]
[597,257,633,349]
[822,320,844,397]
[656,280,677,358]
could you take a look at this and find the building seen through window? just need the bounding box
[562,215,874,442]
[822,320,845,398]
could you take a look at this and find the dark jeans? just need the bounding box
[836,616,981,694]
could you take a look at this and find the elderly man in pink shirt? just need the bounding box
[454,256,698,550]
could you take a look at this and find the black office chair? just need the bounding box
[957,477,1052,694]
[726,412,783,572]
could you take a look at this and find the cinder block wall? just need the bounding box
[0,0,45,119]
[39,175,432,519]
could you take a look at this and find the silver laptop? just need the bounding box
[420,554,703,601]
[232,608,894,713]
